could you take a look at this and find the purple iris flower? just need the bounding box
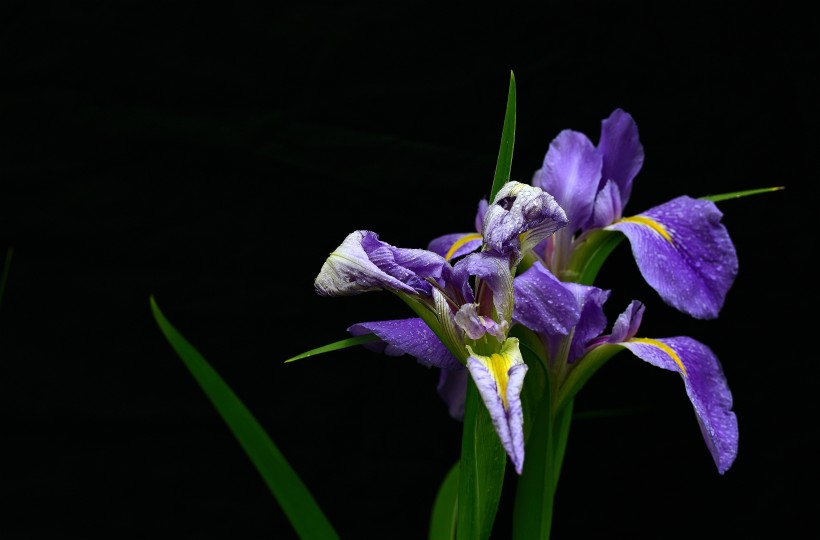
[429,109,738,320]
[512,262,738,474]
[314,182,569,474]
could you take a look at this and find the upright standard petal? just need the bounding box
[620,336,738,474]
[606,196,738,319]
[597,108,644,205]
[532,130,602,234]
[466,338,527,474]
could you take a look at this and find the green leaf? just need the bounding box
[701,185,784,203]
[150,295,341,540]
[284,334,380,363]
[565,229,625,286]
[488,71,517,203]
[429,462,460,540]
[457,380,506,540]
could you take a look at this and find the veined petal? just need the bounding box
[315,231,418,296]
[428,232,484,261]
[620,336,738,474]
[348,318,461,370]
[482,181,568,263]
[564,282,611,363]
[588,179,623,230]
[606,196,738,319]
[597,108,644,205]
[608,300,645,343]
[532,130,602,235]
[466,338,527,474]
[513,262,580,337]
[455,303,507,342]
[454,252,515,326]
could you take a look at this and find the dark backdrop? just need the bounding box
[1,3,810,539]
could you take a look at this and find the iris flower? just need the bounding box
[512,261,738,473]
[314,181,568,473]
[429,109,738,320]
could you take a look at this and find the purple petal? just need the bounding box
[474,199,489,233]
[608,300,645,343]
[467,358,527,474]
[564,282,611,363]
[315,230,417,296]
[482,181,568,263]
[361,233,450,295]
[588,179,623,229]
[348,318,461,370]
[427,233,483,261]
[607,196,738,319]
[621,337,738,474]
[597,108,644,205]
[532,130,602,235]
[437,367,468,421]
[453,252,515,324]
[513,262,579,336]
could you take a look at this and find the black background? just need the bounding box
[0,2,811,539]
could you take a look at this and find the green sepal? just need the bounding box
[429,461,460,540]
[150,295,341,540]
[488,71,517,203]
[284,333,381,363]
[564,229,625,285]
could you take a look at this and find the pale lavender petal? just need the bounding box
[482,181,568,263]
[348,318,461,369]
[532,130,602,235]
[564,282,610,363]
[621,337,738,474]
[513,262,579,336]
[467,358,527,474]
[609,300,645,343]
[361,233,450,295]
[597,108,644,205]
[315,230,417,296]
[455,303,506,341]
[437,367,468,421]
[588,179,623,230]
[427,233,483,260]
[606,196,738,319]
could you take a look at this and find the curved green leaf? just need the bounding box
[701,185,784,202]
[284,334,380,363]
[150,295,340,540]
[429,462,460,540]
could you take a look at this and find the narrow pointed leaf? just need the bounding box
[701,185,784,203]
[488,71,517,203]
[284,333,380,363]
[429,461,460,540]
[150,295,340,540]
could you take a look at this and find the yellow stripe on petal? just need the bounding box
[629,337,688,377]
[444,233,483,261]
[466,338,523,409]
[618,216,673,243]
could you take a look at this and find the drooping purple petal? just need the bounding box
[597,108,644,205]
[437,366,468,421]
[360,232,450,295]
[348,318,461,370]
[315,230,418,296]
[620,336,738,474]
[532,130,602,235]
[513,262,579,337]
[606,196,738,319]
[482,181,568,263]
[467,357,527,474]
[609,300,645,343]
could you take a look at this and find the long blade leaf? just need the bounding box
[488,71,517,203]
[284,334,380,363]
[149,295,340,540]
[701,185,784,202]
[429,461,460,540]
